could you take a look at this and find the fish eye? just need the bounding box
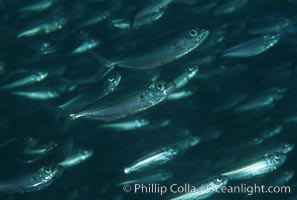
[253,137,262,144]
[188,29,198,37]
[44,167,52,174]
[274,153,281,159]
[156,82,165,91]
[108,77,115,82]
[283,144,290,148]
[216,177,223,182]
[83,150,89,155]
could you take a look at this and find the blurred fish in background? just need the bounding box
[0,0,297,199]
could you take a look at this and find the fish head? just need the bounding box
[105,72,122,89]
[34,71,48,81]
[164,145,180,160]
[178,28,209,50]
[80,149,94,160]
[143,81,175,104]
[135,118,149,127]
[207,175,229,191]
[37,165,63,182]
[184,64,199,78]
[264,34,280,48]
[265,152,287,169]
[279,143,295,153]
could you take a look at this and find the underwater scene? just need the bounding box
[0,0,297,199]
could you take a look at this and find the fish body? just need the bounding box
[223,34,280,57]
[222,152,287,180]
[124,146,179,174]
[133,0,174,29]
[104,28,209,70]
[69,81,175,121]
[170,175,229,200]
[0,166,62,193]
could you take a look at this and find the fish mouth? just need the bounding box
[197,29,210,41]
[164,83,176,94]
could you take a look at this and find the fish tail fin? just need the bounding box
[42,103,77,120]
[89,51,115,79]
[89,50,115,68]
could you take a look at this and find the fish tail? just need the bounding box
[42,103,76,120]
[89,51,115,68]
[69,113,81,120]
[89,51,115,79]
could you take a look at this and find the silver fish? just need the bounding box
[248,125,283,145]
[213,0,248,15]
[77,11,110,29]
[118,170,173,186]
[59,149,93,168]
[248,17,293,35]
[70,38,100,55]
[0,71,48,90]
[19,0,57,14]
[17,141,59,164]
[97,28,209,71]
[110,18,131,30]
[99,118,149,131]
[222,34,280,57]
[17,17,67,38]
[13,89,60,100]
[221,152,287,180]
[173,65,199,90]
[69,80,175,121]
[0,165,62,193]
[59,72,121,112]
[234,87,287,112]
[170,175,229,200]
[133,0,174,29]
[167,90,193,101]
[124,145,179,174]
[174,135,201,152]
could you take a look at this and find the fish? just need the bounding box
[233,87,287,112]
[247,125,283,145]
[13,79,77,101]
[98,118,149,131]
[59,72,121,112]
[94,27,209,72]
[0,71,48,90]
[70,38,100,55]
[19,0,57,14]
[17,17,67,38]
[110,18,131,30]
[132,0,174,29]
[29,40,59,57]
[173,64,199,90]
[221,152,287,180]
[13,89,60,100]
[167,90,193,101]
[213,0,248,15]
[174,135,201,152]
[118,170,173,186]
[69,80,175,121]
[170,175,229,200]
[124,145,179,174]
[59,148,93,168]
[76,11,110,29]
[222,34,280,57]
[0,165,63,193]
